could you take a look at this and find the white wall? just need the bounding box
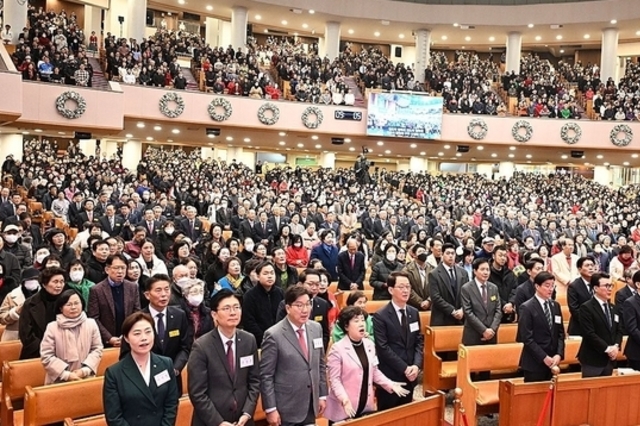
[390,44,416,68]
[104,0,128,37]
[239,151,256,169]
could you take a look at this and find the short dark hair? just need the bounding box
[243,258,262,275]
[441,242,455,253]
[284,285,311,305]
[619,245,634,255]
[299,268,320,285]
[337,306,366,333]
[525,258,544,272]
[493,244,508,254]
[590,272,611,289]
[105,253,128,266]
[55,289,85,313]
[121,312,154,338]
[145,274,171,291]
[346,290,367,306]
[576,256,594,269]
[255,260,275,275]
[633,270,640,285]
[534,271,555,286]
[210,288,240,311]
[223,256,241,273]
[91,239,109,252]
[472,258,489,270]
[387,271,410,288]
[66,259,86,276]
[39,266,66,286]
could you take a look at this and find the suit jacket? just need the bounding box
[78,210,100,227]
[188,329,260,426]
[460,280,503,345]
[567,277,593,336]
[18,290,55,359]
[324,337,395,421]
[551,252,579,286]
[615,286,635,308]
[336,251,366,291]
[404,261,431,310]
[252,221,274,243]
[517,297,565,373]
[88,279,141,345]
[372,302,424,385]
[260,319,327,424]
[103,352,178,426]
[429,263,469,326]
[69,202,84,228]
[275,298,330,349]
[239,219,255,242]
[577,297,623,367]
[268,216,288,235]
[99,215,125,237]
[180,218,204,242]
[386,224,404,241]
[623,294,640,361]
[372,219,387,240]
[217,207,234,228]
[0,202,16,221]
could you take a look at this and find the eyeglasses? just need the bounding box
[599,284,614,290]
[394,285,412,291]
[218,305,242,313]
[290,302,313,310]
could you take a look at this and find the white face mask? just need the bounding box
[176,277,190,289]
[69,271,84,282]
[36,253,49,264]
[386,253,397,262]
[24,280,39,291]
[165,227,174,235]
[4,235,18,244]
[187,294,204,307]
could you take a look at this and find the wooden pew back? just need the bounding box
[342,394,444,426]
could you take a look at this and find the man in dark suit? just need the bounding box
[429,243,469,326]
[217,201,234,231]
[268,206,288,235]
[578,273,623,378]
[188,289,260,426]
[139,209,161,242]
[336,238,366,291]
[180,206,204,243]
[517,271,566,382]
[98,204,124,237]
[238,209,256,242]
[567,256,595,336]
[0,192,21,222]
[513,258,546,312]
[78,199,100,227]
[373,271,424,410]
[461,258,503,347]
[623,279,640,370]
[387,215,404,241]
[120,274,191,394]
[88,254,141,347]
[372,211,388,240]
[615,269,637,308]
[252,211,274,248]
[68,192,85,229]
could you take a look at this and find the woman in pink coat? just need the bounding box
[325,306,409,423]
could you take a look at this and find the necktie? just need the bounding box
[603,302,612,329]
[400,308,408,336]
[544,301,553,329]
[149,221,154,233]
[296,328,308,360]
[156,313,165,348]
[226,340,235,377]
[350,254,355,269]
[448,268,457,294]
[88,211,92,221]
[481,284,487,305]
[110,217,114,229]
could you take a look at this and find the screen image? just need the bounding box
[366,93,443,139]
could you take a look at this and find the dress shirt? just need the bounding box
[148,305,168,335]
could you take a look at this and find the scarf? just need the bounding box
[66,279,93,310]
[618,254,635,270]
[225,274,243,289]
[56,312,87,363]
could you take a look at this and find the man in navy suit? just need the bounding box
[567,256,595,336]
[517,271,565,382]
[336,238,366,291]
[373,271,424,410]
[180,206,204,243]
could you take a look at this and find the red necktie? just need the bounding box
[350,254,355,269]
[296,328,308,360]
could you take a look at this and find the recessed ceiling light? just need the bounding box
[172,129,180,134]
[611,19,617,24]
[508,154,515,158]
[374,31,380,37]
[309,9,315,14]
[438,152,444,156]
[378,154,383,157]
[35,129,42,132]
[125,133,133,138]
[526,154,532,159]
[281,20,287,25]
[491,153,497,158]
[477,146,484,150]
[399,34,405,39]
[584,34,590,39]
[584,162,590,166]
[465,36,471,41]
[279,141,286,146]
[146,136,153,141]
[560,49,565,54]
[244,138,251,142]
[444,145,450,149]
[279,132,286,136]
[489,36,495,42]
[226,136,233,141]
[633,154,639,158]
[206,5,213,11]
[263,29,268,33]
[344,138,351,143]
[561,155,568,159]
[153,125,161,131]
[348,29,354,34]
[315,144,322,149]
[535,36,541,41]
[311,135,319,140]
[441,35,448,41]
[456,153,462,157]
[509,146,516,151]
[178,0,184,4]
[623,161,630,166]
[453,23,459,27]
[410,143,417,148]
[556,35,563,40]
[302,23,308,29]
[297,143,304,148]
[384,150,391,154]
[58,132,65,135]
[528,23,534,28]
[604,162,610,166]
[420,151,426,156]
[137,122,145,128]
[597,155,603,159]
[461,46,465,49]
[207,134,215,139]
[255,14,261,20]
[21,131,28,135]
[377,141,384,146]
[167,139,173,143]
[349,147,355,151]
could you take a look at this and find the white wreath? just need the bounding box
[467,118,488,140]
[257,102,280,125]
[301,106,324,129]
[159,92,185,118]
[208,97,233,122]
[55,91,86,119]
[512,120,533,143]
[610,124,633,147]
[560,122,582,145]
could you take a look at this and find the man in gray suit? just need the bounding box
[260,285,328,426]
[429,243,470,327]
[461,258,503,346]
[188,289,260,426]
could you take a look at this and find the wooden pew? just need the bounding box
[0,341,22,373]
[499,371,640,426]
[336,394,444,426]
[364,300,387,314]
[23,377,104,426]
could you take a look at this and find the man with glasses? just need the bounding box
[373,271,424,410]
[567,256,596,336]
[88,254,141,347]
[260,285,327,426]
[188,289,260,426]
[517,271,565,382]
[577,273,623,378]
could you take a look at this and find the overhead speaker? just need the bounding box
[570,150,584,158]
[394,46,402,58]
[145,11,153,26]
[456,145,470,153]
[331,138,345,145]
[206,128,221,136]
[74,132,92,140]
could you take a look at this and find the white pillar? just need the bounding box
[83,5,102,45]
[126,0,147,42]
[0,134,23,162]
[78,139,98,156]
[205,17,220,47]
[324,22,341,61]
[317,37,325,59]
[414,29,431,82]
[226,147,243,163]
[594,165,613,186]
[505,32,522,74]
[409,156,426,173]
[230,6,248,51]
[321,152,336,169]
[3,0,28,44]
[121,140,141,171]
[499,161,515,179]
[601,28,619,83]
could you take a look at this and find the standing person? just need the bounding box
[336,238,366,291]
[567,256,595,336]
[372,271,424,410]
[260,286,327,426]
[513,258,546,312]
[429,243,469,326]
[405,244,432,311]
[241,261,284,347]
[488,245,517,323]
[577,273,622,378]
[0,267,38,341]
[623,272,640,370]
[461,258,503,347]
[103,312,179,426]
[188,289,260,426]
[517,271,566,382]
[550,238,578,288]
[324,306,409,423]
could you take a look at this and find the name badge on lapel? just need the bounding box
[154,370,171,387]
[240,355,254,368]
[314,315,323,322]
[313,338,323,349]
[614,314,619,323]
[554,315,562,324]
[490,295,497,302]
[409,322,419,333]
[169,330,180,338]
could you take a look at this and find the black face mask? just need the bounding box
[417,253,428,263]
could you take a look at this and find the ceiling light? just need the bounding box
[344,138,351,143]
[441,35,448,41]
[279,141,285,146]
[206,5,213,11]
[224,136,232,141]
[584,34,590,39]
[244,138,251,142]
[561,155,568,159]
[528,23,534,28]
[377,141,384,146]
[137,122,145,128]
[410,143,417,148]
[560,49,565,54]
[465,36,471,41]
[489,36,495,42]
[311,135,319,140]
[349,147,355,151]
[302,23,308,29]
[597,155,603,159]
[348,29,354,34]
[611,19,617,24]
[420,151,426,156]
[279,132,286,136]
[34,129,42,132]
[21,131,28,135]
[146,136,153,141]
[178,0,184,4]
[438,152,444,156]
[125,133,133,138]
[535,36,541,41]
[456,153,462,157]
[477,146,484,150]
[315,144,322,149]
[384,150,390,154]
[556,35,562,40]
[207,134,215,139]
[172,129,180,134]
[461,46,465,49]
[281,20,287,25]
[636,31,640,36]
[491,153,497,158]
[378,154,383,157]
[374,31,380,37]
[584,162,590,166]
[297,143,304,148]
[399,34,405,39]
[633,154,639,158]
[509,146,516,151]
[58,132,65,135]
[167,139,173,143]
[508,154,515,158]
[604,162,610,166]
[526,154,532,159]
[309,9,315,14]
[444,145,450,149]
[623,161,630,166]
[453,23,459,27]
[153,125,161,131]
[263,29,268,33]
